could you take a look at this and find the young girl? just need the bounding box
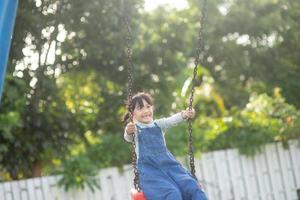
[123,92,208,200]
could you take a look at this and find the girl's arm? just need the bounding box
[155,112,185,132]
[123,122,136,142]
[156,109,195,132]
[124,129,134,142]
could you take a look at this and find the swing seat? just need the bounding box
[131,188,147,200]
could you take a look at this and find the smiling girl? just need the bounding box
[123,92,208,200]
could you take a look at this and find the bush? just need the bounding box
[167,91,300,157]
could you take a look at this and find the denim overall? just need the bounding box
[136,123,208,200]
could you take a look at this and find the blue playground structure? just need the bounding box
[0,0,19,101]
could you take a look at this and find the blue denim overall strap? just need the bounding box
[136,122,209,200]
[136,122,167,158]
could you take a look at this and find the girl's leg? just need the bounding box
[181,176,208,200]
[191,189,208,200]
[139,163,183,200]
[164,164,208,200]
[164,188,183,200]
[140,177,183,200]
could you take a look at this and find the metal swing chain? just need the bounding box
[124,13,141,192]
[188,0,207,179]
[124,0,207,189]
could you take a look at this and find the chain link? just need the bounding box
[124,14,141,191]
[188,0,207,179]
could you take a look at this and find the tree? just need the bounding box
[1,0,299,191]
[1,0,140,179]
[186,0,300,108]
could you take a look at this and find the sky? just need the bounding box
[144,0,189,11]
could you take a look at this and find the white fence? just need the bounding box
[1,140,300,200]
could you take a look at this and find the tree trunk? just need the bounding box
[32,160,42,177]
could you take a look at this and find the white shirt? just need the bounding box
[124,112,185,158]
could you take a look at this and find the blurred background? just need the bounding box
[0,0,299,199]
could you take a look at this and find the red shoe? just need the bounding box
[131,188,147,200]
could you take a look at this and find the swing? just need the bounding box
[124,1,207,199]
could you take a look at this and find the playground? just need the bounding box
[0,0,300,199]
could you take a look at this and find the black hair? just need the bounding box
[122,92,154,125]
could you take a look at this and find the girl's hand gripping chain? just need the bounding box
[181,108,196,120]
[126,122,137,135]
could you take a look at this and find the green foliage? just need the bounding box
[57,132,131,191]
[85,134,131,168]
[1,0,142,180]
[168,90,300,157]
[57,155,100,192]
[198,90,300,156]
[1,0,300,192]
[0,75,27,178]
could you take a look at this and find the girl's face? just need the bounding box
[132,99,153,124]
